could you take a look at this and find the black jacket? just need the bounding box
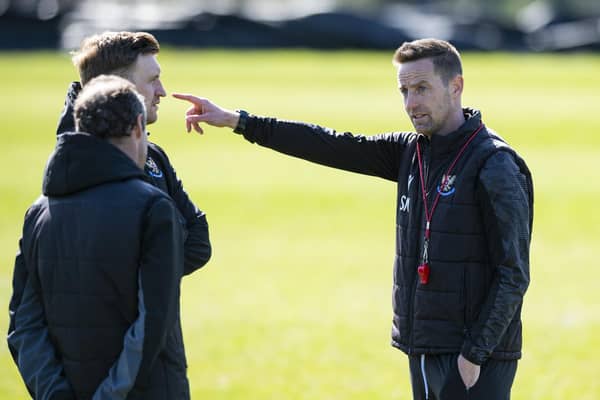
[8,132,189,399]
[237,108,533,365]
[8,82,209,398]
[56,82,211,274]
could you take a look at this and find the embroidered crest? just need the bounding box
[145,157,163,178]
[437,174,456,196]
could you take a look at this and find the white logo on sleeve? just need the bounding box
[399,174,413,213]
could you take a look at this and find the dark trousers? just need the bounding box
[408,354,518,400]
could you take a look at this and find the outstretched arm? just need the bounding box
[172,93,412,182]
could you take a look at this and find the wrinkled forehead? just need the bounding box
[397,58,438,86]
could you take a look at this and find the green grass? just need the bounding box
[0,49,599,399]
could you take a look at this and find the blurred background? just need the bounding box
[1,0,600,51]
[1,1,599,399]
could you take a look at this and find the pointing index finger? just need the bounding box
[172,93,198,103]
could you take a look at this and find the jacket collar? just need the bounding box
[419,108,483,157]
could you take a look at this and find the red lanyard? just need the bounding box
[415,123,483,284]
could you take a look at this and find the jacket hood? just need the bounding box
[43,132,146,196]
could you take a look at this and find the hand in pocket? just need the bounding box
[457,354,480,389]
[440,355,470,399]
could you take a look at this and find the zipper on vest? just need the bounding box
[408,138,431,354]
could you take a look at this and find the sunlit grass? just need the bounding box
[0,49,598,399]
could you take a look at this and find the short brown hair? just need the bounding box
[74,75,146,138]
[72,31,160,85]
[392,38,462,84]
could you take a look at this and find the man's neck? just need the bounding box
[433,108,466,138]
[108,136,143,170]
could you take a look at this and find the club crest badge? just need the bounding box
[145,157,163,178]
[437,174,456,196]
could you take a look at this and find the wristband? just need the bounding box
[233,109,248,134]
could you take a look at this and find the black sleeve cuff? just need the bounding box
[460,340,487,365]
[233,109,249,134]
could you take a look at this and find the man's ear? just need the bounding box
[133,113,144,139]
[450,75,464,98]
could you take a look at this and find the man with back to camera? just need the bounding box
[9,75,189,399]
[172,38,534,399]
[8,32,209,399]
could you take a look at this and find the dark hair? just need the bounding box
[392,38,462,84]
[74,75,146,138]
[72,31,160,85]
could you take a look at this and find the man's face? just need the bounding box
[397,58,457,137]
[128,53,166,125]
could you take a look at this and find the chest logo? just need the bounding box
[145,157,163,178]
[437,174,456,196]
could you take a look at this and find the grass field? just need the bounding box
[0,49,599,399]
